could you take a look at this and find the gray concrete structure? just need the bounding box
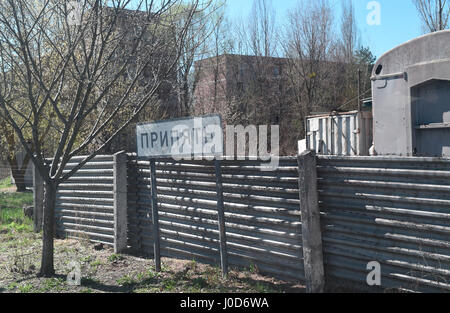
[113,151,128,253]
[34,152,450,291]
[297,151,325,293]
[371,30,450,157]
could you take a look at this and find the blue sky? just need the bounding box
[225,0,424,60]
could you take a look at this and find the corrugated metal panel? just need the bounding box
[127,156,305,282]
[54,155,115,246]
[317,156,450,292]
[307,111,373,156]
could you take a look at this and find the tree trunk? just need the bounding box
[40,182,56,277]
[7,157,25,192]
[7,151,31,193]
[11,167,27,192]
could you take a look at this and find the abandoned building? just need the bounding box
[193,54,292,125]
[90,8,180,154]
[193,54,300,154]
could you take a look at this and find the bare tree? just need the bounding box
[0,121,50,192]
[413,0,450,32]
[338,0,360,109]
[0,0,212,277]
[0,61,57,191]
[248,0,277,57]
[225,0,282,125]
[283,0,335,118]
[175,1,225,117]
[207,15,232,113]
[340,0,359,64]
[191,15,235,119]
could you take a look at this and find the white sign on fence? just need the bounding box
[136,115,223,159]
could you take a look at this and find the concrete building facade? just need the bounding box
[194,54,291,125]
[90,8,180,154]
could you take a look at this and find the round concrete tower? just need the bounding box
[371,30,450,157]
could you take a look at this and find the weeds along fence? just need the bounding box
[33,152,450,292]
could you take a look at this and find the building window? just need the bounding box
[237,82,244,94]
[274,67,280,76]
[238,63,248,78]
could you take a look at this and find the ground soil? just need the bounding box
[0,230,305,293]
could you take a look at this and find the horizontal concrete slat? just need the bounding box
[317,155,450,292]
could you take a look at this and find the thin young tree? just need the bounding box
[176,0,225,117]
[283,0,335,118]
[194,13,230,115]
[339,0,361,109]
[248,0,277,58]
[0,0,212,277]
[413,0,450,32]
[229,0,281,126]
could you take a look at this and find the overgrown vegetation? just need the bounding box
[0,232,304,293]
[0,178,13,190]
[0,189,304,293]
[0,188,33,233]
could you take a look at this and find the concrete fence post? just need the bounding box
[113,151,128,253]
[150,159,161,272]
[297,150,325,293]
[214,159,228,277]
[33,164,44,233]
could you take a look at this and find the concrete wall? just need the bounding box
[317,155,450,292]
[35,152,450,291]
[34,155,128,253]
[127,156,305,282]
[371,30,450,157]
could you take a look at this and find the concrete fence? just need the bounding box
[33,152,450,292]
[317,156,450,292]
[127,155,307,282]
[34,152,127,253]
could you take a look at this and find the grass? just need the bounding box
[0,190,33,233]
[39,277,66,292]
[0,187,305,294]
[107,254,124,263]
[18,283,34,293]
[0,177,13,189]
[116,275,137,286]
